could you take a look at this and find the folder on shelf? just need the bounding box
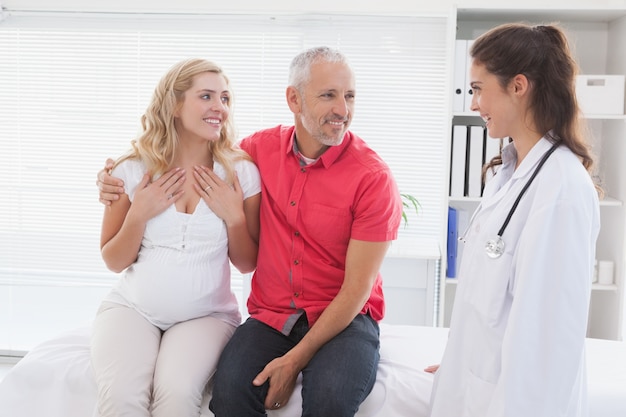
[450,124,468,197]
[467,125,485,198]
[483,131,503,188]
[446,206,458,278]
[463,40,475,113]
[455,206,470,277]
[453,39,468,113]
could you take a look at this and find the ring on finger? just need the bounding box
[273,402,281,409]
[204,185,212,192]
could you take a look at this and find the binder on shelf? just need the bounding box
[463,40,475,113]
[453,40,468,113]
[483,131,503,188]
[455,206,470,277]
[449,125,468,197]
[446,206,458,278]
[467,125,485,198]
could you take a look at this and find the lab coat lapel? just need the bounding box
[479,137,553,213]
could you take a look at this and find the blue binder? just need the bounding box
[446,206,458,278]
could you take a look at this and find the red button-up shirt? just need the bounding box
[241,125,402,334]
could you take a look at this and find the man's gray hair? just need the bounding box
[288,46,350,91]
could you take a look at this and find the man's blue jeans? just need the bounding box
[209,313,380,417]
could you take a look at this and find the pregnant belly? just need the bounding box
[121,263,228,325]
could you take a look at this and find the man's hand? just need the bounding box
[253,355,300,411]
[96,158,186,206]
[96,158,125,206]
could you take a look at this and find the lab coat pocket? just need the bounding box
[465,371,496,417]
[463,251,513,327]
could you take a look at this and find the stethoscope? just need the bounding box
[482,141,560,259]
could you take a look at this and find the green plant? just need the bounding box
[400,193,421,227]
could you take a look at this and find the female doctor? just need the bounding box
[429,23,601,417]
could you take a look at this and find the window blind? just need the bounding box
[0,12,449,351]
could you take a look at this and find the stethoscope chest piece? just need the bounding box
[480,141,560,261]
[485,236,505,259]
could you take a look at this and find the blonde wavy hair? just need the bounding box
[115,58,249,184]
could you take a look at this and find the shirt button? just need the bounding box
[290,201,296,206]
[300,168,306,173]
[294,231,300,236]
[294,260,300,265]
[294,292,300,297]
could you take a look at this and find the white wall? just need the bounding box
[3,0,626,15]
[1,0,448,14]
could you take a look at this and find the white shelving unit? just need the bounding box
[442,7,626,341]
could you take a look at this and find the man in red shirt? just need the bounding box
[97,46,402,417]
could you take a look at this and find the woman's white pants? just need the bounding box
[90,302,235,417]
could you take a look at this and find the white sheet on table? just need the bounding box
[0,324,446,417]
[586,337,626,417]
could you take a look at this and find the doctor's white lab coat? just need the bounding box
[430,138,600,417]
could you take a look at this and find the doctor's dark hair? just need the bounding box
[472,23,596,178]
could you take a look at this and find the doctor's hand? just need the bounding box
[253,355,300,411]
[424,364,440,374]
